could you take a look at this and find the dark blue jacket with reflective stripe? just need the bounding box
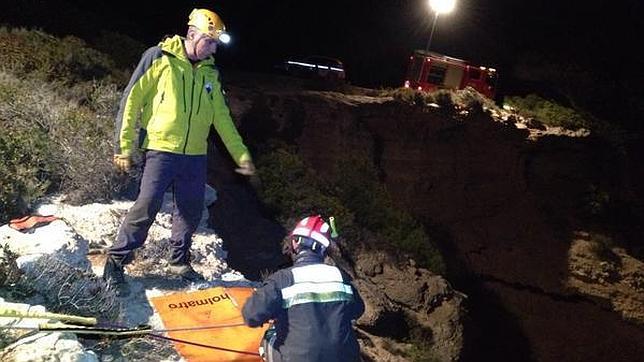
[242,251,365,362]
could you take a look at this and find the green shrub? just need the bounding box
[330,158,445,273]
[384,87,427,106]
[0,28,143,222]
[0,123,52,220]
[406,344,440,362]
[256,144,357,236]
[452,87,499,113]
[428,89,455,109]
[0,245,21,288]
[256,145,445,274]
[0,73,56,220]
[0,70,122,221]
[0,27,118,84]
[506,94,590,130]
[381,87,496,117]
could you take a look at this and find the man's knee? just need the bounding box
[127,196,164,224]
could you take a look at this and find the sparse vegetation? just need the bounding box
[406,344,440,362]
[587,232,616,261]
[0,28,128,222]
[505,94,590,130]
[0,245,22,294]
[452,87,499,111]
[330,158,444,272]
[379,86,499,116]
[381,87,452,108]
[384,87,427,106]
[256,144,357,238]
[404,328,439,362]
[21,255,120,321]
[0,27,127,85]
[256,144,446,274]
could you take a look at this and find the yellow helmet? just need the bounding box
[188,8,230,43]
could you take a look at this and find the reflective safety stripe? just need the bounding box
[292,227,311,237]
[283,281,353,300]
[309,231,330,246]
[282,282,354,308]
[282,265,353,308]
[292,264,342,283]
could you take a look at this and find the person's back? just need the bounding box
[242,215,364,362]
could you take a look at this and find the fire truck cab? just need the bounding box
[404,50,498,99]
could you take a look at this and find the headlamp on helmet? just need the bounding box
[188,8,231,44]
[218,32,231,45]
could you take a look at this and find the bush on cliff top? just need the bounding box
[381,86,502,118]
[383,86,596,133]
[506,94,589,130]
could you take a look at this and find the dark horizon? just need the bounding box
[2,0,642,128]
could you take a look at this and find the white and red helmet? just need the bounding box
[290,215,331,254]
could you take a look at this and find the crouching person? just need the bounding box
[242,215,364,362]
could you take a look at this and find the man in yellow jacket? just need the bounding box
[104,8,255,297]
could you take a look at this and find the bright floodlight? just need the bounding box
[429,0,456,14]
[425,0,456,51]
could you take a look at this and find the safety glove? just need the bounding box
[235,160,256,176]
[113,154,132,173]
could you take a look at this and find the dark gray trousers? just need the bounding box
[109,151,207,265]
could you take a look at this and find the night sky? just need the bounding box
[2,0,643,123]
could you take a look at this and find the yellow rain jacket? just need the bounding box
[114,35,251,164]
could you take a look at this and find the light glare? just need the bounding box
[429,0,456,14]
[218,33,231,44]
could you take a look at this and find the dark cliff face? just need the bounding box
[210,74,644,361]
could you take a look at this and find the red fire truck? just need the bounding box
[403,50,498,99]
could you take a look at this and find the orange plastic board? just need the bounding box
[150,287,266,362]
[9,215,58,231]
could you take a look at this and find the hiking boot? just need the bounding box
[103,256,130,297]
[168,264,205,283]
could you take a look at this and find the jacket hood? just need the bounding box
[159,35,215,66]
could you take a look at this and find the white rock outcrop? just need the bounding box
[0,184,244,361]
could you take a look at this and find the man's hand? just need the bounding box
[235,160,256,176]
[113,154,132,173]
